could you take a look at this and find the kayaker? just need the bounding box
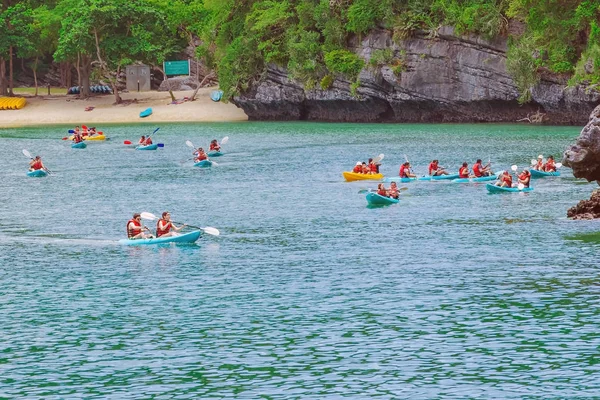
[28,155,46,171]
[368,158,380,174]
[127,213,154,240]
[517,169,531,188]
[473,159,492,177]
[544,155,556,172]
[89,127,97,136]
[533,155,544,170]
[361,162,370,174]
[72,130,83,143]
[399,162,416,178]
[209,139,221,152]
[376,183,388,197]
[428,160,448,176]
[74,126,81,135]
[156,212,186,238]
[194,147,208,162]
[388,182,400,199]
[458,162,471,179]
[496,170,513,187]
[145,136,153,145]
[352,162,362,173]
[139,135,146,145]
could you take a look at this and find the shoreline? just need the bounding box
[0,87,248,129]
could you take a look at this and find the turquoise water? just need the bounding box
[1,123,599,397]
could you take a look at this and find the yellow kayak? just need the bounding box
[343,171,384,182]
[68,134,106,141]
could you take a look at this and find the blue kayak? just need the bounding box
[136,144,158,150]
[27,169,48,177]
[118,230,201,246]
[210,90,223,102]
[194,160,212,168]
[366,192,399,206]
[486,183,533,193]
[453,175,497,183]
[383,177,416,183]
[71,141,87,149]
[140,108,152,118]
[207,150,223,157]
[418,174,460,181]
[530,169,560,178]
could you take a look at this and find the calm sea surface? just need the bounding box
[0,122,599,398]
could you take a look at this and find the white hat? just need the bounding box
[538,155,543,159]
[356,162,361,166]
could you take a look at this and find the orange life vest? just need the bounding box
[156,219,171,237]
[127,219,142,238]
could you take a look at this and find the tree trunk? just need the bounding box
[76,54,81,90]
[79,57,91,98]
[155,66,175,102]
[8,45,14,96]
[33,56,38,96]
[0,58,6,96]
[190,72,216,101]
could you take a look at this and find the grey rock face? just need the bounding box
[233,27,600,124]
[563,105,600,182]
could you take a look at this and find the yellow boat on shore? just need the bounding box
[343,171,384,182]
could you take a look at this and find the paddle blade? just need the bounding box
[221,136,229,145]
[140,212,157,220]
[404,154,409,162]
[185,140,195,148]
[211,161,218,166]
[68,130,75,133]
[157,143,164,147]
[202,227,220,236]
[511,165,518,171]
[556,162,563,169]
[22,149,32,159]
[518,183,525,190]
[82,125,87,130]
[152,127,160,134]
[124,140,132,145]
[62,137,68,140]
[531,159,537,165]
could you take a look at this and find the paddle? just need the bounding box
[22,149,51,174]
[125,128,160,146]
[509,165,527,190]
[140,212,220,236]
[186,140,218,166]
[62,129,76,140]
[358,187,408,194]
[221,136,229,145]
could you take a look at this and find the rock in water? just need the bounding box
[563,105,600,183]
[567,190,600,220]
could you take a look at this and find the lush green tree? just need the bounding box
[0,1,34,96]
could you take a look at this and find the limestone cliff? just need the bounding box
[233,27,599,124]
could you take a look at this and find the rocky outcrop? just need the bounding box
[563,105,600,182]
[567,190,600,219]
[233,27,600,124]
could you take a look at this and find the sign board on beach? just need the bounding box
[163,60,190,76]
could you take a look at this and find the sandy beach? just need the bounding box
[0,87,247,128]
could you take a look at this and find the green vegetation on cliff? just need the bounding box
[1,0,599,101]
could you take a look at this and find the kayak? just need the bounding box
[366,192,399,206]
[418,174,460,181]
[194,160,213,168]
[383,177,416,183]
[68,134,106,141]
[140,108,152,118]
[27,169,48,177]
[210,90,224,102]
[136,144,158,150]
[452,175,497,183]
[71,141,87,149]
[207,150,223,157]
[343,171,384,182]
[486,183,534,193]
[530,169,560,178]
[118,230,202,246]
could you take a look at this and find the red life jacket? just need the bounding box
[428,162,437,175]
[145,138,153,145]
[502,174,512,186]
[459,167,469,178]
[127,219,142,238]
[156,219,171,237]
[210,143,220,151]
[545,161,556,172]
[31,160,43,170]
[388,188,399,198]
[197,153,207,161]
[369,163,378,173]
[399,165,407,177]
[519,172,530,187]
[377,188,387,196]
[535,160,543,170]
[73,135,82,143]
[473,163,482,177]
[352,165,362,173]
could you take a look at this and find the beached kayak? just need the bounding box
[140,108,152,118]
[27,169,48,177]
[418,174,460,181]
[118,230,202,246]
[383,177,416,183]
[71,141,87,149]
[453,175,497,183]
[68,134,106,141]
[194,160,213,168]
[530,169,560,178]
[207,150,223,157]
[486,183,534,193]
[343,171,384,182]
[210,90,224,102]
[366,192,399,206]
[136,144,158,150]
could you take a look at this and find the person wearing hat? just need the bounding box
[156,212,186,238]
[533,155,544,171]
[516,169,531,188]
[352,162,362,173]
[544,155,556,172]
[127,213,154,239]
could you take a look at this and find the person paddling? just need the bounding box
[139,135,146,145]
[89,127,97,136]
[473,159,492,177]
[376,183,388,197]
[458,162,471,179]
[361,162,370,174]
[194,147,208,162]
[127,213,154,239]
[533,155,544,170]
[72,130,83,143]
[516,169,531,188]
[399,162,416,178]
[388,182,400,199]
[29,155,47,172]
[209,139,221,152]
[156,212,186,238]
[367,158,380,174]
[428,159,448,176]
[495,170,512,187]
[544,155,556,172]
[352,162,362,173]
